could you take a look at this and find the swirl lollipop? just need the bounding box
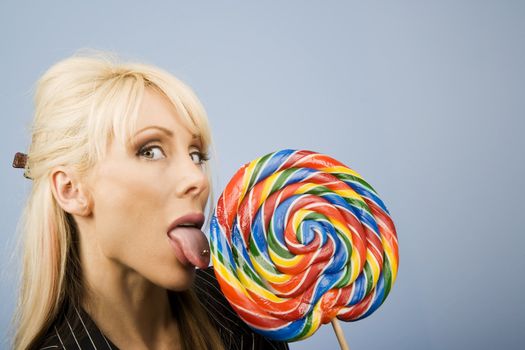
[209,149,399,344]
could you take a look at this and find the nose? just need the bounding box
[173,156,209,198]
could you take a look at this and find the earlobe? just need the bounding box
[50,166,92,216]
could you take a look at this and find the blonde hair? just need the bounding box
[10,49,224,350]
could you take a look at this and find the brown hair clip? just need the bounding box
[12,152,32,179]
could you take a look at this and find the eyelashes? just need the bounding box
[136,142,209,165]
[190,150,210,165]
[137,144,165,160]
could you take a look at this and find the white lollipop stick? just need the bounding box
[330,318,350,350]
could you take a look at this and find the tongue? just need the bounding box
[167,227,210,269]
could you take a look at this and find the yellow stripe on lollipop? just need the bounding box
[238,264,284,302]
[327,217,362,282]
[251,255,292,284]
[215,256,287,304]
[258,170,286,206]
[322,165,363,178]
[328,218,352,242]
[383,240,398,282]
[292,209,313,229]
[296,175,363,202]
[366,249,381,286]
[269,248,304,269]
[212,258,250,298]
[297,182,319,194]
[238,159,262,208]
[303,303,323,339]
[333,188,363,201]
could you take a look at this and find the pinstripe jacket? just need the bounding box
[34,266,290,350]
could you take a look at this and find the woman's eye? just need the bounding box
[138,145,166,160]
[190,151,210,165]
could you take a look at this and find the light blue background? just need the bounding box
[1,1,524,349]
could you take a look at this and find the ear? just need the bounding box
[50,166,93,217]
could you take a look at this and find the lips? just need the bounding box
[167,213,210,269]
[167,213,205,232]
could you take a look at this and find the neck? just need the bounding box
[79,239,180,348]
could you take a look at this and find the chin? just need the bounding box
[162,267,197,291]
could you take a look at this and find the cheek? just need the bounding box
[92,173,166,259]
[88,164,202,290]
[92,178,195,290]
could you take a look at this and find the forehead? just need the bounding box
[131,86,199,138]
[136,87,180,129]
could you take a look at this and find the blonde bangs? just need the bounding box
[86,72,146,164]
[85,66,212,168]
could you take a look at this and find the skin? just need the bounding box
[50,87,210,349]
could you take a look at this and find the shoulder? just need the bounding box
[193,266,290,350]
[34,268,289,350]
[32,300,116,350]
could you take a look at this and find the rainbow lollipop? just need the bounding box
[209,149,399,343]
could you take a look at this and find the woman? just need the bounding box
[11,51,290,350]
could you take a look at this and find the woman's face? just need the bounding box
[85,87,210,290]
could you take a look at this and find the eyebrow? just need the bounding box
[133,125,199,140]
